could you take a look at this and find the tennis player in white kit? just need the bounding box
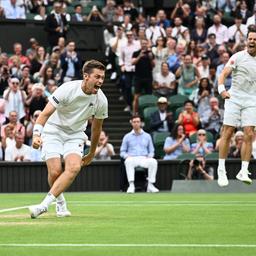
[29,60,108,218]
[217,30,256,187]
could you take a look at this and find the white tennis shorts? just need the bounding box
[223,98,256,127]
[41,123,86,160]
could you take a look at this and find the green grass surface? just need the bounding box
[0,193,256,256]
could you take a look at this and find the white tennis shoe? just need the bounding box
[217,169,229,187]
[56,201,71,217]
[29,204,47,219]
[236,170,252,185]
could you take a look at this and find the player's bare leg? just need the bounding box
[29,154,81,218]
[236,126,254,184]
[217,125,235,187]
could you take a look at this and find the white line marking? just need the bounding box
[0,244,256,248]
[0,206,30,213]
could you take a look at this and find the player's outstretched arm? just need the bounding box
[81,118,104,166]
[32,102,56,149]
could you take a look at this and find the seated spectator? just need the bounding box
[3,77,26,122]
[153,62,176,97]
[102,0,116,22]
[0,65,10,97]
[2,123,15,149]
[120,115,159,193]
[186,158,214,180]
[34,5,47,21]
[177,100,200,136]
[26,110,42,146]
[1,110,25,139]
[163,124,190,160]
[176,54,200,100]
[228,131,244,159]
[44,79,57,98]
[87,5,105,22]
[71,4,86,22]
[191,129,214,158]
[5,132,31,161]
[150,96,174,133]
[8,42,30,67]
[0,98,6,125]
[94,131,115,160]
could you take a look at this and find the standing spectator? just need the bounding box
[228,14,247,44]
[0,65,10,97]
[190,17,207,44]
[197,54,210,79]
[44,1,68,49]
[26,83,47,118]
[153,62,176,97]
[204,33,219,63]
[120,115,159,193]
[150,97,174,133]
[131,39,154,114]
[102,0,116,22]
[145,16,166,46]
[207,14,228,45]
[113,5,124,23]
[2,123,15,149]
[123,0,138,22]
[60,41,82,82]
[5,132,31,161]
[121,14,132,32]
[119,31,140,112]
[246,4,256,27]
[3,77,26,122]
[151,36,168,78]
[194,77,212,117]
[34,5,47,21]
[3,0,26,19]
[171,16,190,45]
[44,79,57,98]
[176,54,200,99]
[177,100,200,136]
[156,9,171,29]
[94,131,115,160]
[163,124,190,160]
[233,0,252,24]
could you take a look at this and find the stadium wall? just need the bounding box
[0,160,255,192]
[0,20,105,61]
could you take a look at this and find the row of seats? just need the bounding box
[152,131,214,159]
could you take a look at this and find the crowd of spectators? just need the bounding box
[1,0,256,184]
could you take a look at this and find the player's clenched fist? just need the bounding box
[32,135,42,149]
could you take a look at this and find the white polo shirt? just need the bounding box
[45,80,108,134]
[225,49,256,104]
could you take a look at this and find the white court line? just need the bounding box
[0,206,30,213]
[0,243,256,248]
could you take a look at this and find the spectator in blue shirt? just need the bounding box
[163,124,190,160]
[120,115,159,193]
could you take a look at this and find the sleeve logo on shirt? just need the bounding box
[52,96,59,104]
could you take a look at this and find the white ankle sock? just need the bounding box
[129,181,134,186]
[218,159,226,171]
[241,161,249,172]
[56,193,65,204]
[41,192,56,209]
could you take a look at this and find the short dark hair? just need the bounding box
[130,114,141,121]
[183,99,195,107]
[82,59,105,74]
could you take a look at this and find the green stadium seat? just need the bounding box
[138,94,158,117]
[152,131,170,159]
[143,106,158,132]
[177,153,195,160]
[205,152,219,160]
[189,131,214,144]
[169,94,188,108]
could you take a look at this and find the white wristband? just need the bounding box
[33,124,43,136]
[218,84,226,95]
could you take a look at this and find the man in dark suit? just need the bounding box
[44,1,68,49]
[150,97,174,133]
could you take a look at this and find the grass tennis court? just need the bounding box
[0,192,256,256]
